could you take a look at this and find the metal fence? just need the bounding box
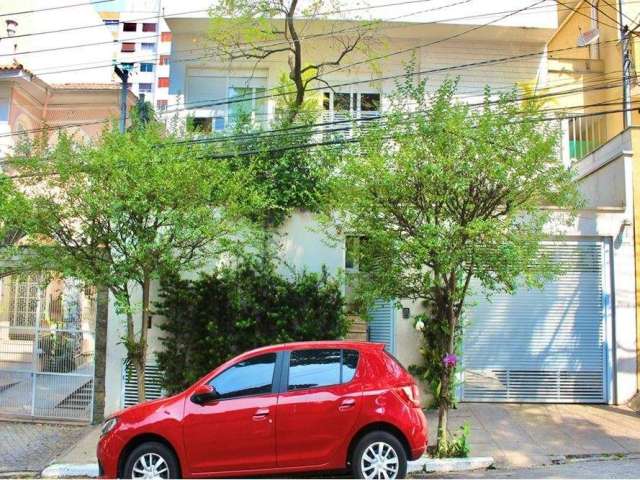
[0,273,96,422]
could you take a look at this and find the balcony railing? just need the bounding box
[566,114,607,162]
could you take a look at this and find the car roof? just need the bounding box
[239,340,385,358]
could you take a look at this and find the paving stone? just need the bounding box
[0,421,88,473]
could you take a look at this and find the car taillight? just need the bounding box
[398,384,421,407]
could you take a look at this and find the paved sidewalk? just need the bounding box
[0,421,88,474]
[426,403,640,468]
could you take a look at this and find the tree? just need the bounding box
[0,121,258,401]
[206,0,377,121]
[324,76,582,454]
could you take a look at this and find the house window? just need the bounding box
[142,23,157,32]
[123,22,137,32]
[140,63,154,73]
[345,235,365,271]
[156,99,168,110]
[7,273,43,340]
[121,42,135,53]
[323,91,380,119]
[158,77,169,88]
[138,83,152,93]
[159,55,170,65]
[161,31,172,42]
[103,19,119,34]
[228,85,267,124]
[189,117,212,133]
[141,43,156,52]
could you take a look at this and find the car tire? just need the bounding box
[122,441,180,479]
[352,431,407,479]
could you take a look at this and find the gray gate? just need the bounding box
[0,273,96,421]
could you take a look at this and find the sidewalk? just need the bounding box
[425,403,640,468]
[41,426,100,478]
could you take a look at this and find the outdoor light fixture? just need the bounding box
[5,19,18,37]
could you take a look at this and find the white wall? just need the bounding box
[103,211,345,415]
[0,0,115,84]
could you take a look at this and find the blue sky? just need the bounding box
[92,0,127,11]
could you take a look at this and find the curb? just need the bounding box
[0,472,38,479]
[408,456,494,474]
[41,463,99,478]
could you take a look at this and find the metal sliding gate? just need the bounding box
[0,273,97,422]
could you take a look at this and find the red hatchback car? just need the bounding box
[98,341,427,479]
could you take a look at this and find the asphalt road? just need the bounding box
[418,457,640,479]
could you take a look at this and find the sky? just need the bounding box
[91,0,559,28]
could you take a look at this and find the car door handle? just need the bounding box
[339,398,356,411]
[252,408,270,421]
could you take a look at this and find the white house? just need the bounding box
[96,6,637,418]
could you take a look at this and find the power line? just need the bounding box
[0,37,624,139]
[22,0,476,74]
[159,37,621,114]
[0,0,114,17]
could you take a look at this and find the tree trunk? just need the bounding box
[136,276,151,403]
[436,274,459,454]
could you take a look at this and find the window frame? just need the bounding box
[121,42,135,53]
[205,351,283,401]
[281,348,360,394]
[140,63,154,73]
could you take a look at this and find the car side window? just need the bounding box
[288,349,360,391]
[289,349,341,390]
[209,352,276,399]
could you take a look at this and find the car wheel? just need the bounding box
[352,431,407,479]
[123,441,179,479]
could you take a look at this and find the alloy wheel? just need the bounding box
[131,452,170,479]
[360,441,400,479]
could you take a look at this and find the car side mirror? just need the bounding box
[191,384,220,405]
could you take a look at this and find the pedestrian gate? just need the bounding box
[0,273,96,421]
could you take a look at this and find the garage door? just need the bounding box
[462,240,610,403]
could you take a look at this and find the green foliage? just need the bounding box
[0,121,261,399]
[436,423,471,458]
[323,69,582,449]
[408,312,463,409]
[156,258,348,394]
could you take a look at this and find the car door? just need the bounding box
[276,348,363,468]
[182,352,280,475]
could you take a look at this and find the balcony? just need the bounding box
[563,114,607,163]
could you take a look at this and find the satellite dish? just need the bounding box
[578,28,600,47]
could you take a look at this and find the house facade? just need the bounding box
[97,7,637,418]
[0,1,136,423]
[542,0,640,403]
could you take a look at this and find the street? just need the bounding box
[418,457,640,479]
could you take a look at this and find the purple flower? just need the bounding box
[443,353,457,368]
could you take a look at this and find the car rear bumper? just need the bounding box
[408,407,428,460]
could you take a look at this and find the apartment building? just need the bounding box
[99,0,172,111]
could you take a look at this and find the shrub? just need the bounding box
[156,259,348,394]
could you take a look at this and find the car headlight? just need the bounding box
[101,417,118,437]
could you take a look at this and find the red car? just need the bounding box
[98,341,427,479]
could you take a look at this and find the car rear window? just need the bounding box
[287,348,360,391]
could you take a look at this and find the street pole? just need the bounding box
[620,1,633,129]
[114,65,130,134]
